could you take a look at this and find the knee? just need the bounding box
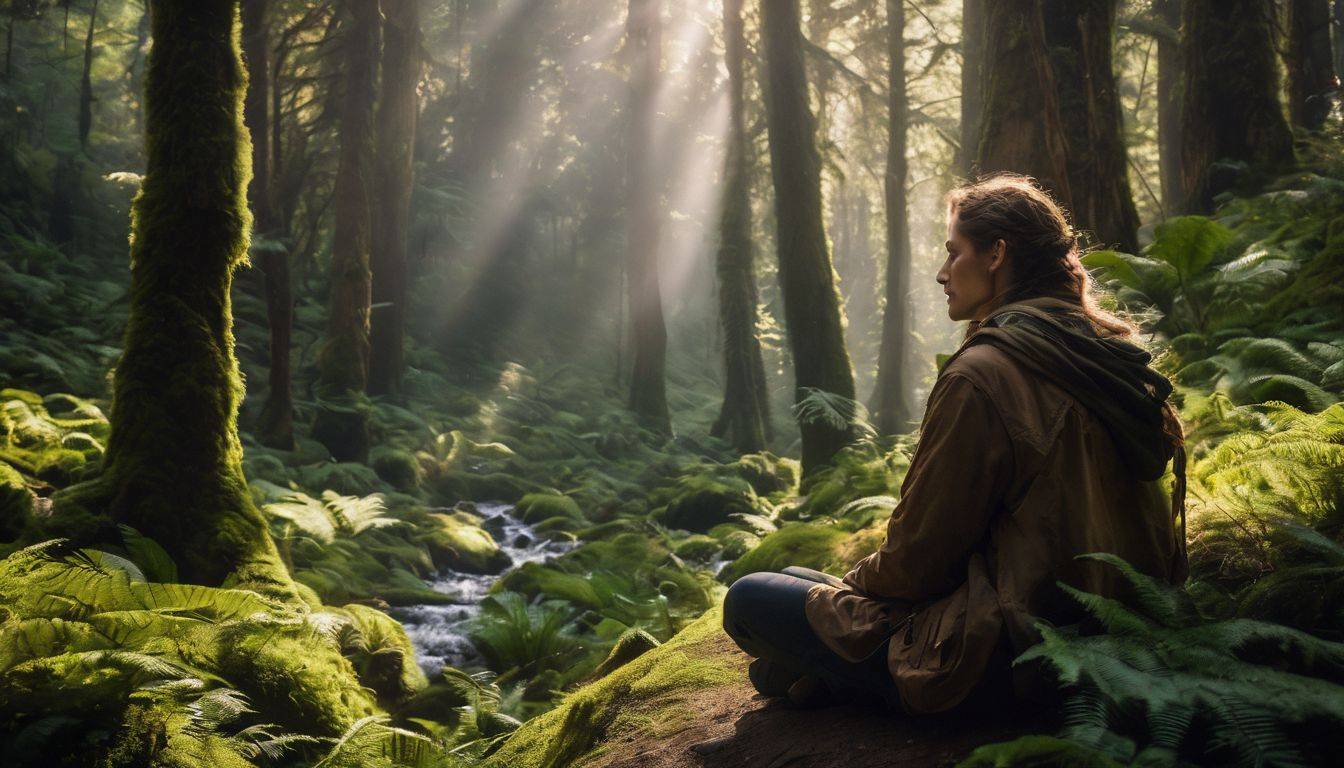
[722,571,774,636]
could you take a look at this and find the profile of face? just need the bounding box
[936,210,1011,322]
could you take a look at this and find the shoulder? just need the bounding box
[939,337,1077,457]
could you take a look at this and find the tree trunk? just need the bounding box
[54,0,295,600]
[77,0,98,151]
[1284,0,1335,130]
[759,0,856,476]
[976,1,1072,205]
[959,0,985,174]
[625,0,671,435]
[242,0,294,450]
[711,0,770,453]
[1334,0,1344,84]
[312,0,379,462]
[368,0,420,397]
[873,0,912,435]
[1154,0,1182,216]
[1179,0,1294,213]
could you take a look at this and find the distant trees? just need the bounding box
[57,0,294,598]
[1284,0,1336,131]
[759,0,856,475]
[624,0,671,435]
[242,0,295,450]
[368,0,421,397]
[711,0,771,453]
[312,0,380,462]
[976,0,1138,252]
[1178,0,1294,213]
[872,0,912,435]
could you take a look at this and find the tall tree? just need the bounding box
[55,0,294,599]
[1153,0,1183,215]
[759,0,856,476]
[624,0,671,434]
[711,0,770,453]
[77,0,98,150]
[242,0,294,450]
[959,0,985,175]
[1284,0,1335,131]
[873,0,912,435]
[978,1,1138,251]
[312,0,380,461]
[1179,0,1294,213]
[368,0,421,397]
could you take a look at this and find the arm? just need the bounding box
[841,371,1014,602]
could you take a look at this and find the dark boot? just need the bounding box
[748,658,799,697]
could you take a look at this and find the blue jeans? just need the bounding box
[722,566,900,708]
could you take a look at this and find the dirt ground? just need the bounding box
[587,632,1055,768]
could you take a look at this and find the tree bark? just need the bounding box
[242,0,294,450]
[1179,0,1294,213]
[759,0,856,476]
[873,0,912,435]
[711,0,770,453]
[1284,0,1335,130]
[55,0,295,600]
[312,0,380,462]
[977,1,1138,251]
[1154,0,1182,216]
[77,0,98,151]
[368,0,420,397]
[959,0,985,174]
[625,0,671,435]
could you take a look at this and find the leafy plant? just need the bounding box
[264,490,407,545]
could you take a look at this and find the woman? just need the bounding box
[722,174,1188,714]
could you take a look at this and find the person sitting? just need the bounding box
[722,173,1188,714]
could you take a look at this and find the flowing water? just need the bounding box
[393,501,576,675]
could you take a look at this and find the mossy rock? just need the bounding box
[659,479,759,533]
[332,603,429,706]
[720,523,849,583]
[589,627,661,680]
[431,470,546,505]
[731,452,801,497]
[33,447,88,485]
[534,515,582,535]
[673,534,722,562]
[370,445,422,492]
[0,462,33,541]
[514,492,583,524]
[241,452,289,486]
[484,608,736,768]
[212,620,379,736]
[60,431,103,458]
[419,511,510,574]
[396,679,470,729]
[295,461,387,496]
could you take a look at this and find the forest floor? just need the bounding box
[589,633,1049,768]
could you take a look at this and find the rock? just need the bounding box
[514,492,584,524]
[659,480,759,533]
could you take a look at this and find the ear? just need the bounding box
[987,239,1008,273]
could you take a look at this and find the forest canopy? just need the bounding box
[0,1,1342,767]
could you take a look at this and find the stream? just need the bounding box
[392,501,576,676]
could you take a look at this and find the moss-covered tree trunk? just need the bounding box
[873,0,912,435]
[1284,0,1335,130]
[1154,0,1183,215]
[57,0,295,599]
[77,0,98,151]
[242,0,294,450]
[710,0,770,453]
[625,0,671,435]
[759,0,856,476]
[1179,0,1294,213]
[312,0,380,461]
[959,0,985,175]
[979,1,1137,251]
[369,0,420,397]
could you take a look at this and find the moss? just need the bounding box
[657,477,759,533]
[720,522,849,583]
[294,461,387,496]
[534,515,582,535]
[485,608,736,768]
[33,447,89,485]
[332,603,429,706]
[417,511,509,574]
[369,446,422,492]
[729,452,800,498]
[672,534,721,562]
[431,470,546,505]
[0,462,34,541]
[60,431,104,459]
[212,619,378,736]
[514,492,583,524]
[589,627,660,680]
[103,702,255,768]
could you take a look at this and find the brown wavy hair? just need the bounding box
[946,173,1137,340]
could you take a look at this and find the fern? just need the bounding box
[264,490,406,544]
[792,387,876,439]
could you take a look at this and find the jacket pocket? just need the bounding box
[888,553,1003,714]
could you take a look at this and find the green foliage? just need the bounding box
[974,553,1344,767]
[264,490,406,545]
[719,522,849,582]
[467,592,581,681]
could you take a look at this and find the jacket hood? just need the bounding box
[957,295,1177,480]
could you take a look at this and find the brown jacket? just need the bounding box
[802,307,1185,714]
